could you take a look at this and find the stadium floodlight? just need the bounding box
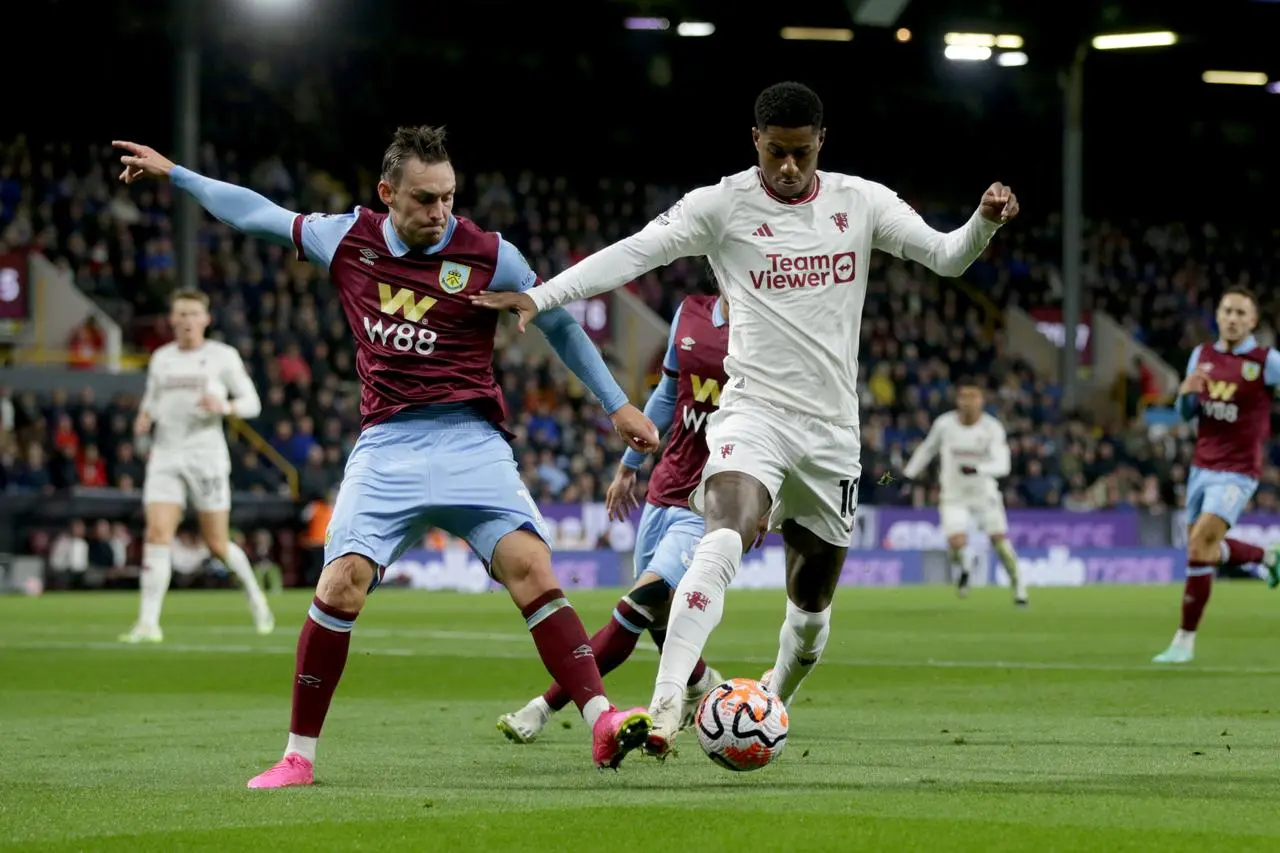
[945,32,996,47]
[1201,70,1268,86]
[995,35,1023,49]
[1091,31,1177,50]
[997,51,1028,67]
[780,27,854,41]
[1268,81,1280,94]
[944,44,992,61]
[677,21,715,37]
[625,17,670,30]
[895,28,912,42]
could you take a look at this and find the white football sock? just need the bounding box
[582,695,611,729]
[137,544,172,630]
[286,733,317,762]
[223,542,272,623]
[769,598,831,707]
[651,528,742,710]
[1172,628,1195,652]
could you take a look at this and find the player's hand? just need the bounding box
[196,395,227,415]
[610,403,660,454]
[960,465,978,476]
[470,291,540,333]
[605,464,643,521]
[979,183,1019,224]
[133,412,152,436]
[1180,369,1209,396]
[113,141,177,184]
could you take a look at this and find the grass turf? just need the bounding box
[2,583,1279,852]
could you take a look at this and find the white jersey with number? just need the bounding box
[902,410,1011,505]
[528,167,1002,425]
[140,340,259,465]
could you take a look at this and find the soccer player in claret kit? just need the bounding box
[115,126,661,786]
[499,291,731,743]
[1152,287,1280,664]
[901,378,1027,605]
[473,82,1019,754]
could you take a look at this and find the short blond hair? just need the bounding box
[170,289,210,309]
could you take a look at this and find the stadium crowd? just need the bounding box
[2,137,1279,524]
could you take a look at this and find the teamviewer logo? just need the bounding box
[832,252,856,284]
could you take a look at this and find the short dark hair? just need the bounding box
[956,376,983,390]
[381,125,450,185]
[754,82,824,131]
[1221,286,1258,309]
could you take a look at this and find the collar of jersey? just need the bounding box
[1215,335,1257,354]
[381,215,457,257]
[756,169,821,205]
[712,299,727,328]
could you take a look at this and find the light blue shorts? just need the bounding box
[1186,465,1258,528]
[633,502,705,589]
[324,409,549,590]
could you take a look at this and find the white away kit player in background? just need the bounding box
[472,81,1019,755]
[121,290,275,643]
[902,379,1026,605]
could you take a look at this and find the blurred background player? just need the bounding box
[498,290,732,743]
[115,126,659,786]
[1152,288,1280,664]
[472,81,1018,754]
[120,290,274,643]
[902,378,1026,605]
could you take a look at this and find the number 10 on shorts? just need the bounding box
[838,477,860,519]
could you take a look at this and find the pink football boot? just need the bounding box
[591,706,652,769]
[246,753,314,789]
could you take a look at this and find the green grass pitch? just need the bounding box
[3,583,1280,852]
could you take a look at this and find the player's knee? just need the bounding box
[947,534,968,551]
[316,554,375,613]
[491,532,553,596]
[1187,536,1221,566]
[144,521,174,545]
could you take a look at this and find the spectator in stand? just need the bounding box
[67,316,106,370]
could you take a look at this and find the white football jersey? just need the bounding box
[140,340,260,461]
[902,410,1011,503]
[529,168,1002,424]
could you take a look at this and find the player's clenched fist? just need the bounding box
[979,182,1019,224]
[610,403,660,454]
[113,140,177,184]
[1180,367,1209,396]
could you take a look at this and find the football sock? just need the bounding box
[648,625,710,687]
[542,596,652,712]
[287,597,357,760]
[651,528,742,711]
[1176,563,1215,646]
[137,543,172,630]
[223,542,272,622]
[522,589,610,728]
[995,539,1025,598]
[768,598,831,707]
[1221,538,1264,567]
[948,546,967,581]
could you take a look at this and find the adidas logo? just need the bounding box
[752,223,774,238]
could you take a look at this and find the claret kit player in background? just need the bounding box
[1152,287,1280,664]
[902,378,1026,605]
[499,290,730,743]
[121,289,275,643]
[116,125,661,787]
[474,81,1019,754]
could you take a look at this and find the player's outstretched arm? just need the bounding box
[471,184,724,322]
[873,183,1018,278]
[901,419,943,480]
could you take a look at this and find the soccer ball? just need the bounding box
[694,677,788,771]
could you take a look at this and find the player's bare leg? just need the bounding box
[990,533,1027,606]
[645,472,768,757]
[500,572,719,743]
[946,532,971,598]
[490,530,651,769]
[197,510,274,635]
[119,502,182,643]
[248,553,374,788]
[759,521,838,708]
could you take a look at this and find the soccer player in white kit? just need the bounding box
[901,379,1027,605]
[473,82,1019,754]
[120,290,275,643]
